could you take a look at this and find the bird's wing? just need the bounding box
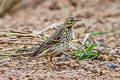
[31,28,63,57]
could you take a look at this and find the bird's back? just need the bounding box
[31,25,73,57]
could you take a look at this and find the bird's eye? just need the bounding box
[70,20,73,22]
[69,19,73,21]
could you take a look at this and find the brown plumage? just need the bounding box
[30,17,81,58]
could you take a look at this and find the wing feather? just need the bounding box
[31,27,64,57]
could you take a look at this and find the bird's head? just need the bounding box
[64,17,81,28]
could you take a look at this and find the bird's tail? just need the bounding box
[29,52,36,57]
[29,48,43,58]
[28,51,40,61]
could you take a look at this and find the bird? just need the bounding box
[30,17,81,62]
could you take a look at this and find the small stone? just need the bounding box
[3,63,9,67]
[28,78,33,80]
[108,64,115,68]
[103,55,113,61]
[8,76,13,80]
[110,50,116,55]
[117,58,120,63]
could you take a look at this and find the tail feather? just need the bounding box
[29,49,43,58]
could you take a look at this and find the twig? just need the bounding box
[0,32,39,38]
[0,41,34,45]
[82,30,110,45]
[0,52,33,57]
[0,46,24,52]
[36,22,64,34]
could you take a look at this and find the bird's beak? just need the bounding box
[73,19,82,21]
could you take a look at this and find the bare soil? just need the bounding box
[0,0,120,80]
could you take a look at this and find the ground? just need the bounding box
[0,0,120,80]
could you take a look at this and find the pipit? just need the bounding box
[30,17,81,62]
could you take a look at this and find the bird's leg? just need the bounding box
[46,56,53,71]
[50,57,57,70]
[46,56,57,71]
[46,56,51,64]
[60,42,77,67]
[68,42,78,55]
[69,42,77,50]
[62,51,74,67]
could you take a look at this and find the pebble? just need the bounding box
[110,50,116,55]
[117,58,120,63]
[108,64,115,68]
[103,55,113,61]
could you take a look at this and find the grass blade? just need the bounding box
[84,43,97,53]
[90,30,110,35]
